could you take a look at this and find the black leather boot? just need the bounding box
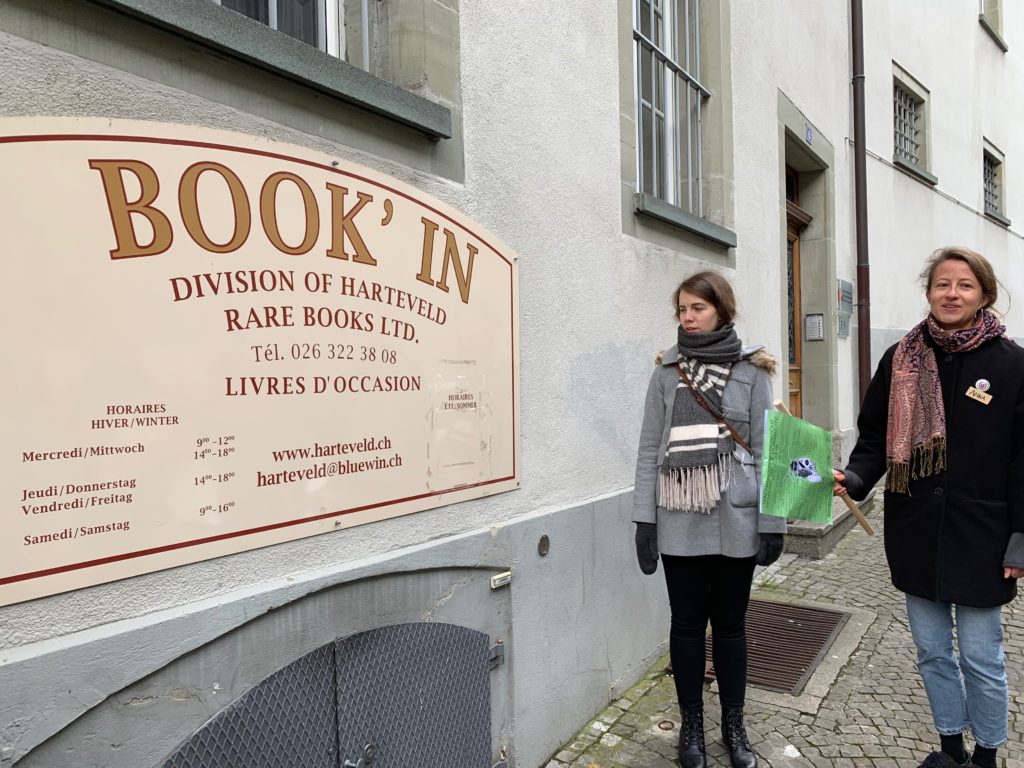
[721,707,757,768]
[677,707,707,768]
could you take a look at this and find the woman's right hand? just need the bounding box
[833,469,848,497]
[634,522,659,575]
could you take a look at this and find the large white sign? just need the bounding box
[0,119,519,606]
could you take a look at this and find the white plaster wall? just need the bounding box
[802,0,1024,423]
[858,0,1024,366]
[730,2,852,339]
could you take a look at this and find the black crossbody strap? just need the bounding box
[676,364,752,455]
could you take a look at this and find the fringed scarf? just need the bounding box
[886,310,1006,493]
[659,323,744,513]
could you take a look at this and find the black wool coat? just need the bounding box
[845,330,1024,607]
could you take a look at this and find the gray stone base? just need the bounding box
[783,491,876,560]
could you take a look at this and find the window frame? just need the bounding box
[979,0,1009,52]
[983,141,1011,227]
[81,0,451,139]
[633,0,708,216]
[211,0,345,61]
[628,0,735,249]
[892,83,921,166]
[891,64,936,186]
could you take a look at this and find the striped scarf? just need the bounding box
[659,324,743,513]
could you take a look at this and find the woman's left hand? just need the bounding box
[1004,566,1024,580]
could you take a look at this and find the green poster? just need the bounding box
[759,410,833,524]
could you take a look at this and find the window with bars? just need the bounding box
[893,83,922,166]
[984,153,1000,214]
[983,146,1009,225]
[633,0,707,216]
[891,66,935,185]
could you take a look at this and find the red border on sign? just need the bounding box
[0,132,519,588]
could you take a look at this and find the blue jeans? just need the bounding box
[905,594,1008,748]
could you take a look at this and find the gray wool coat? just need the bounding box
[632,344,786,558]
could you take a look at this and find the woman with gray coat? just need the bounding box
[633,271,785,768]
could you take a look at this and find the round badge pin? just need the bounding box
[976,378,991,392]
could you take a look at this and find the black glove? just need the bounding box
[754,533,784,567]
[635,522,659,575]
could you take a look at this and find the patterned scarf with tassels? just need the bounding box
[659,324,743,513]
[886,310,1006,493]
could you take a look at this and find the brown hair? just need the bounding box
[920,246,999,311]
[672,271,737,325]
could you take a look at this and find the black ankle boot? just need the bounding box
[677,708,707,768]
[721,708,757,768]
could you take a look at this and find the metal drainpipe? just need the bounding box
[851,0,871,402]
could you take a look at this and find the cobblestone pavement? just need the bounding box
[546,511,1024,768]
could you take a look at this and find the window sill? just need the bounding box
[893,157,938,187]
[633,193,737,248]
[979,15,1009,53]
[82,0,452,139]
[985,209,1012,228]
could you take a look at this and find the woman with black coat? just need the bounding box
[834,247,1024,768]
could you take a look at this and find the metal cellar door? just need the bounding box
[160,622,494,768]
[336,623,492,767]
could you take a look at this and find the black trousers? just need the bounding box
[663,553,756,712]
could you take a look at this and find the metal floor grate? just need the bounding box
[704,599,848,695]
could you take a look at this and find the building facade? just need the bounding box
[1,1,1021,766]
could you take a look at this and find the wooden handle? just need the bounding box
[838,488,876,535]
[771,400,876,536]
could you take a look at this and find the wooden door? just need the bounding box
[787,232,802,417]
[785,166,812,418]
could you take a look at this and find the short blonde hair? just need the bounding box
[920,246,998,310]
